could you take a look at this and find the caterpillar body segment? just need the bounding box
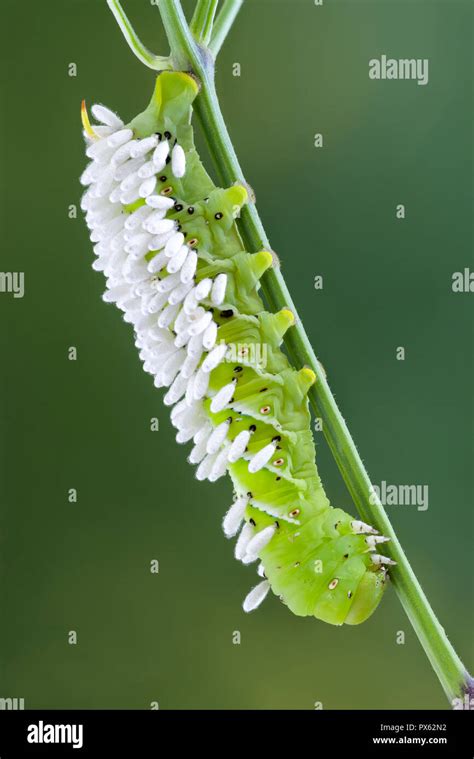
[81,71,393,626]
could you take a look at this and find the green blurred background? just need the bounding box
[0,0,472,710]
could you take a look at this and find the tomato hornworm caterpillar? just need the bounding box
[80,72,394,624]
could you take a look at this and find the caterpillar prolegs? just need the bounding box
[80,72,394,625]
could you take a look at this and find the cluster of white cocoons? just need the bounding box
[81,104,278,612]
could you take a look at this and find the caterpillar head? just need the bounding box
[129,71,199,139]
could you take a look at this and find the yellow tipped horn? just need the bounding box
[81,100,99,140]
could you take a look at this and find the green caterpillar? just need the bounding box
[80,71,394,625]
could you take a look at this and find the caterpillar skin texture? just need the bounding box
[81,72,393,625]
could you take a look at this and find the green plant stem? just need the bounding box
[107,0,172,70]
[209,0,244,57]
[190,0,219,46]
[110,0,471,706]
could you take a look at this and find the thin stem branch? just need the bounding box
[112,0,471,705]
[157,0,203,71]
[106,0,172,70]
[190,0,219,47]
[209,0,244,57]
